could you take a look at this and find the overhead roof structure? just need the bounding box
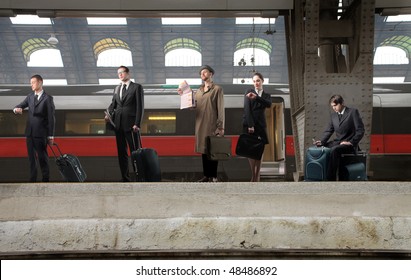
[0,0,410,85]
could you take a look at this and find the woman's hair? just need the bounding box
[329,94,344,105]
[252,72,264,82]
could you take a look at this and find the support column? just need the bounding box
[285,0,375,180]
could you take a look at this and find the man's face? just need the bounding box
[200,69,212,82]
[117,68,130,82]
[30,78,42,92]
[331,102,343,113]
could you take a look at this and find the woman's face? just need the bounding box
[252,75,264,90]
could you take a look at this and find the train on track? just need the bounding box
[0,83,410,182]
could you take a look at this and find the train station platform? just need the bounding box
[1,181,410,258]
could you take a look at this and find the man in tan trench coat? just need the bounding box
[195,65,225,182]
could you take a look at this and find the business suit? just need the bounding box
[15,91,55,182]
[108,81,144,182]
[242,89,272,144]
[320,106,365,180]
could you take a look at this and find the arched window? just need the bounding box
[164,38,202,66]
[22,38,63,67]
[374,36,410,65]
[234,38,271,66]
[94,38,133,67]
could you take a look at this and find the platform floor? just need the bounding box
[1,181,411,258]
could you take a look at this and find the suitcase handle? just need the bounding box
[131,130,143,151]
[48,142,64,158]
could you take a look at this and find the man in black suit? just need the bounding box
[13,74,55,182]
[105,66,144,182]
[314,95,365,181]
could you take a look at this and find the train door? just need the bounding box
[261,97,285,178]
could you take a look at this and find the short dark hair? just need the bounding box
[252,72,264,82]
[118,66,129,73]
[30,74,43,82]
[329,94,344,105]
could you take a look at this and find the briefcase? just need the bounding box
[340,162,367,181]
[235,133,265,160]
[206,136,232,161]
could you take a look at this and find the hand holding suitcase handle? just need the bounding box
[131,130,143,151]
[48,142,64,158]
[312,138,322,147]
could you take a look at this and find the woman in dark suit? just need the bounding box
[242,72,272,182]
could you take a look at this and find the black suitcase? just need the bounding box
[339,152,367,181]
[131,132,161,182]
[49,143,87,182]
[305,146,331,181]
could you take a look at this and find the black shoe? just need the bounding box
[197,176,209,182]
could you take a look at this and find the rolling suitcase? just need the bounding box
[131,132,161,182]
[339,152,367,181]
[49,143,87,182]
[305,146,331,181]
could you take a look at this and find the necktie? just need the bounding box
[121,84,126,99]
[338,113,342,121]
[34,94,39,105]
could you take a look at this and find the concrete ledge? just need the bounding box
[1,182,411,253]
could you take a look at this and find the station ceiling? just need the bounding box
[0,0,410,85]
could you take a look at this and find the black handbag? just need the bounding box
[235,133,265,160]
[206,136,232,161]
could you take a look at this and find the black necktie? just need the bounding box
[121,85,126,99]
[34,94,39,105]
[338,113,342,121]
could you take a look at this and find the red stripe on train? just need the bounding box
[284,134,411,156]
[0,136,241,158]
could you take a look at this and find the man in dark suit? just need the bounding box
[13,74,55,182]
[314,95,365,181]
[106,66,144,182]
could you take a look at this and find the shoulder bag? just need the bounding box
[235,133,265,160]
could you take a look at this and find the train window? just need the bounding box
[65,111,107,135]
[142,111,176,135]
[0,112,26,136]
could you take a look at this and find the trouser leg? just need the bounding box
[26,137,37,182]
[202,154,218,178]
[116,130,131,181]
[34,137,50,182]
[327,144,354,181]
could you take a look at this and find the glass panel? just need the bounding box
[65,111,107,135]
[142,111,176,135]
[0,112,26,136]
[87,18,127,25]
[10,15,52,25]
[162,18,201,25]
[27,49,64,67]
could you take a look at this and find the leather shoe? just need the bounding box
[197,176,209,182]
